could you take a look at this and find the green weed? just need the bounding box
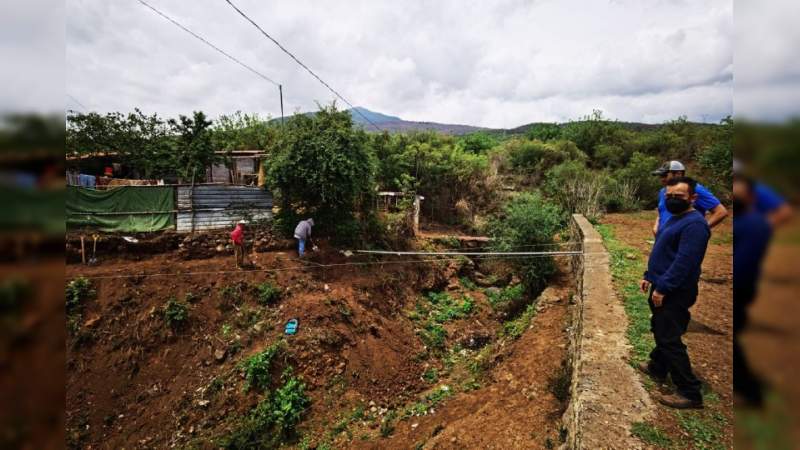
[221,370,310,449]
[66,277,94,312]
[501,301,536,339]
[256,282,281,305]
[459,276,477,290]
[162,297,189,329]
[631,422,672,448]
[240,341,284,392]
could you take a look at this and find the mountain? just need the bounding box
[281,107,717,136]
[347,107,486,135]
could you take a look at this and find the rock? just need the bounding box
[411,423,419,429]
[197,399,210,408]
[324,284,331,292]
[215,244,225,252]
[214,349,226,363]
[84,316,101,328]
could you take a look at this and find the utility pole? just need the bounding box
[279,84,285,125]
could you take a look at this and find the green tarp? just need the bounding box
[66,186,175,232]
[0,187,65,235]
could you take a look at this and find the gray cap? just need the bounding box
[651,160,686,176]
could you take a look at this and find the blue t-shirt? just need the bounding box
[657,183,721,230]
[753,183,785,215]
[645,210,711,294]
[733,211,772,293]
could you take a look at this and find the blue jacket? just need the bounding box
[645,210,710,294]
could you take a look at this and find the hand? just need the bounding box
[652,290,665,308]
[639,279,651,293]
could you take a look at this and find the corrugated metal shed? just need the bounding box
[177,185,273,232]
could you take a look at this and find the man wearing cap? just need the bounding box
[293,218,314,257]
[652,161,727,236]
[231,220,247,268]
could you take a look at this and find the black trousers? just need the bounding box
[734,282,763,405]
[648,287,703,401]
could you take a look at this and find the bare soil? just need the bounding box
[66,237,573,449]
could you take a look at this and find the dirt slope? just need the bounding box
[66,242,574,449]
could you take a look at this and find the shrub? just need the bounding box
[163,297,189,329]
[543,160,606,220]
[66,277,94,312]
[256,282,281,305]
[419,323,447,351]
[610,152,662,209]
[487,192,565,296]
[241,341,285,392]
[526,123,561,141]
[486,284,525,313]
[222,369,310,449]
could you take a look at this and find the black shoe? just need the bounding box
[637,362,667,384]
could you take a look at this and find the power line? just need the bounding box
[222,0,382,132]
[137,0,280,88]
[66,94,87,111]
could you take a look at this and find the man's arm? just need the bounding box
[652,214,660,237]
[769,203,793,228]
[654,222,710,294]
[706,203,728,229]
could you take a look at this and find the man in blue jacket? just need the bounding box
[639,176,710,409]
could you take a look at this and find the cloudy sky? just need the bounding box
[60,0,741,127]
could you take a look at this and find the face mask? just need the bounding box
[665,197,691,214]
[732,198,748,216]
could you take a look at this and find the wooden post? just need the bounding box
[80,236,86,265]
[412,195,422,236]
[257,158,266,187]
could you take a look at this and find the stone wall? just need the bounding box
[561,214,653,449]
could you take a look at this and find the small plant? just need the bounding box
[422,367,439,383]
[218,284,243,311]
[486,284,524,312]
[241,341,284,392]
[66,277,94,312]
[458,276,477,290]
[502,301,537,339]
[380,410,397,437]
[221,324,233,338]
[163,297,189,329]
[221,369,310,449]
[631,422,672,448]
[419,323,447,351]
[256,282,281,305]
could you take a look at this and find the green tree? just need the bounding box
[487,192,565,296]
[561,110,625,161]
[265,104,375,230]
[526,123,561,141]
[212,111,277,151]
[169,111,220,182]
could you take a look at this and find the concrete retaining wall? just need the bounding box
[561,214,653,449]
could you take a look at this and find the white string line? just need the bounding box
[356,250,583,256]
[73,252,605,281]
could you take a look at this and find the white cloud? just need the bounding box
[59,0,740,126]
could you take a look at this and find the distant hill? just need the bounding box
[348,107,486,135]
[281,107,717,136]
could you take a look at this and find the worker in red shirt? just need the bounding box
[230,220,247,268]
